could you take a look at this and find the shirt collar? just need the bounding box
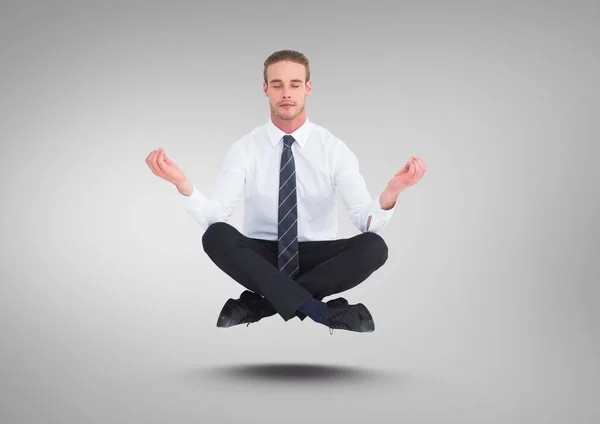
[266,117,312,149]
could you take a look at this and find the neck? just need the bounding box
[270,111,307,134]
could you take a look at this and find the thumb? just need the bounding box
[395,162,410,176]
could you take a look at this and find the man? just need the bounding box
[145,49,427,333]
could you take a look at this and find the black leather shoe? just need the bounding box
[326,297,349,307]
[216,290,272,328]
[324,302,375,333]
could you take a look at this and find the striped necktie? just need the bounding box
[278,135,299,279]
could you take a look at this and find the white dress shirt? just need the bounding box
[181,117,396,241]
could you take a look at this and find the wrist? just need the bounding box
[176,179,193,196]
[379,189,399,210]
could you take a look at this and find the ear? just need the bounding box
[263,81,268,96]
[305,80,312,95]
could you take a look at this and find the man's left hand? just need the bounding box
[379,156,427,208]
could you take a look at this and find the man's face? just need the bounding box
[263,60,312,121]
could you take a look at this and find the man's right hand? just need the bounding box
[145,148,191,194]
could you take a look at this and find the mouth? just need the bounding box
[279,103,295,107]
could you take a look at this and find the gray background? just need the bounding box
[1,0,598,423]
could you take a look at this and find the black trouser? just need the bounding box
[201,222,389,321]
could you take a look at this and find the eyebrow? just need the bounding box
[269,79,304,84]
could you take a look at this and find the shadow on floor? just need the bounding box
[181,362,406,385]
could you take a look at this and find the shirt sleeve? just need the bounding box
[180,140,246,230]
[333,139,396,233]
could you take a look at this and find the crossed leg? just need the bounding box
[201,222,388,321]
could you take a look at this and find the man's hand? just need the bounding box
[379,156,427,209]
[145,148,189,191]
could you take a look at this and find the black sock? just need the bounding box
[298,298,327,324]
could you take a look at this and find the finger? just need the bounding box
[148,150,161,174]
[412,157,421,172]
[394,162,409,176]
[402,158,412,171]
[414,159,427,181]
[417,158,425,175]
[411,158,421,180]
[410,157,424,176]
[146,150,156,169]
[156,149,165,170]
[408,159,416,177]
[145,150,157,166]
